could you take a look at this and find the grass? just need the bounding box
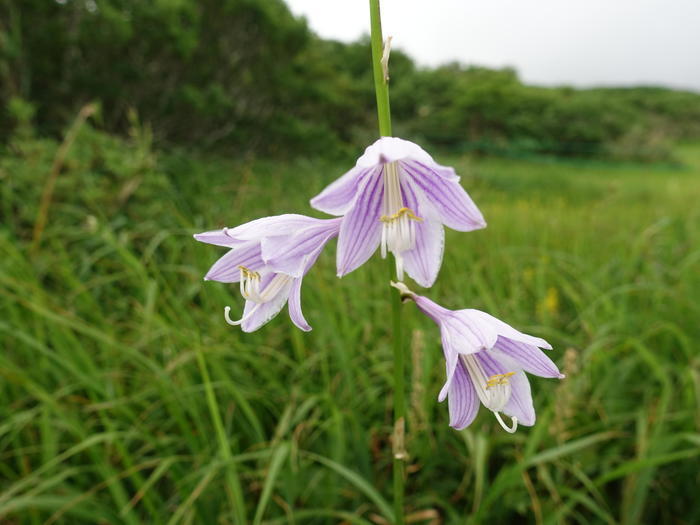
[1,124,699,524]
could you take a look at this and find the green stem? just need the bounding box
[369,1,404,523]
[195,345,247,524]
[370,0,392,137]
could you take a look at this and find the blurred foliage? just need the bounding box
[2,0,700,160]
[2,120,700,522]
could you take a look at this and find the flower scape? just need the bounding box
[195,136,564,432]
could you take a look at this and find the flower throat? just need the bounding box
[380,161,422,279]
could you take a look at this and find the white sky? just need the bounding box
[284,0,700,91]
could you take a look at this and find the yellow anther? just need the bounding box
[485,372,515,389]
[380,207,424,223]
[238,265,260,280]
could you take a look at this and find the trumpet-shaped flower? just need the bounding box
[311,137,486,287]
[194,215,340,332]
[392,282,563,433]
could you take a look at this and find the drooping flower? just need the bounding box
[194,215,340,332]
[391,282,563,433]
[311,137,486,287]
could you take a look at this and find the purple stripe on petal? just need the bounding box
[287,278,311,332]
[205,241,265,283]
[400,176,444,287]
[336,169,383,277]
[494,337,562,378]
[403,161,486,232]
[448,357,480,430]
[444,310,498,355]
[310,166,372,215]
[263,219,340,277]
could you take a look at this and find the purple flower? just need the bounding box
[392,282,563,433]
[311,137,486,287]
[194,215,340,332]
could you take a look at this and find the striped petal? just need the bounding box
[262,219,340,278]
[224,215,322,242]
[494,337,562,378]
[310,166,373,215]
[468,310,552,349]
[448,357,480,430]
[402,160,486,232]
[287,277,311,332]
[400,174,444,288]
[443,310,499,355]
[204,241,265,283]
[336,171,384,277]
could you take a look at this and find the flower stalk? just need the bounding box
[369,1,405,523]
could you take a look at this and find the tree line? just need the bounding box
[2,0,699,160]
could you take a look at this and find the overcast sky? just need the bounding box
[284,0,700,91]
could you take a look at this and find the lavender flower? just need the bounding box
[195,215,340,332]
[311,137,486,287]
[392,282,564,433]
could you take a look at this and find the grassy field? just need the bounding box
[1,125,699,524]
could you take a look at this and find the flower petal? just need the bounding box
[224,215,321,242]
[448,357,480,430]
[402,160,486,232]
[204,241,265,283]
[310,166,373,215]
[467,310,552,349]
[400,176,444,287]
[443,310,499,355]
[476,351,536,426]
[193,229,245,248]
[287,277,311,332]
[262,219,340,278]
[414,295,452,324]
[336,171,384,277]
[494,337,562,378]
[240,275,293,332]
[503,372,536,426]
[438,342,459,402]
[356,137,434,168]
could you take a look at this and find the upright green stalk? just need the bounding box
[370,0,392,138]
[369,1,405,523]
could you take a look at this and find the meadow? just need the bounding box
[1,125,699,524]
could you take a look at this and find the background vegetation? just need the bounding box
[3,0,700,160]
[1,0,699,523]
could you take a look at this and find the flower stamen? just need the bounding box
[380,207,423,223]
[461,354,519,433]
[380,162,423,280]
[237,265,292,304]
[486,372,515,389]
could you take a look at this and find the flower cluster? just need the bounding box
[195,136,563,432]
